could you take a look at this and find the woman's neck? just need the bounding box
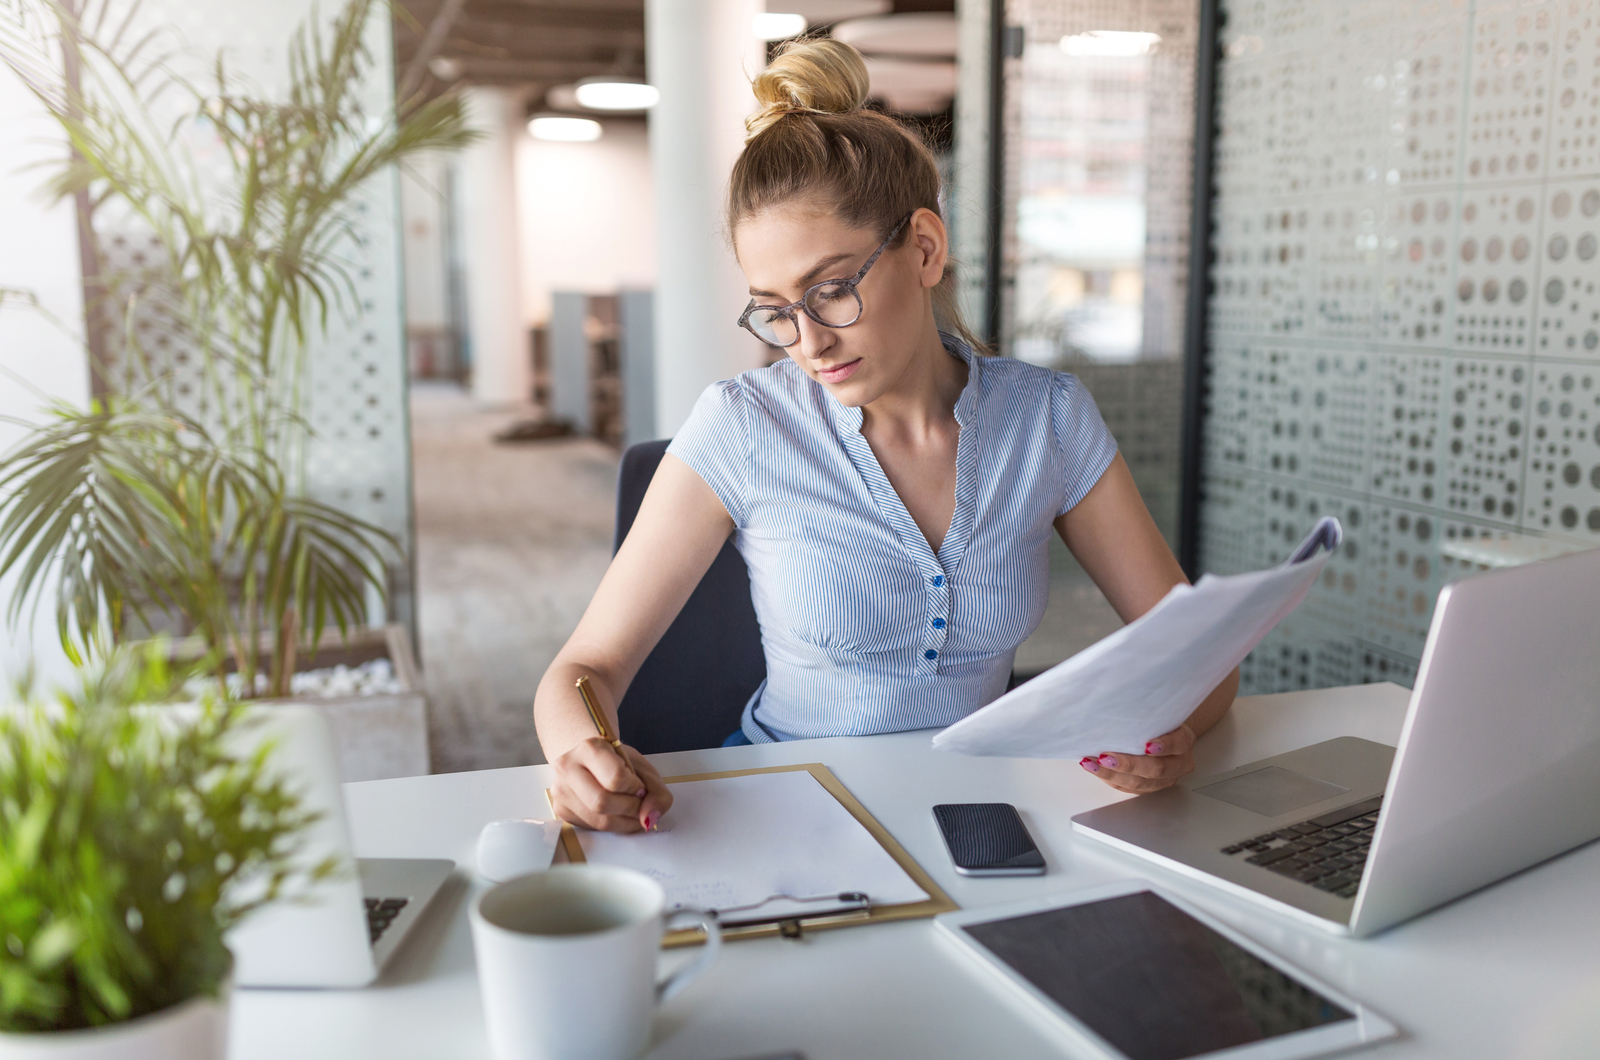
[859,318,968,443]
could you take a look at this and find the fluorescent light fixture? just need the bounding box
[572,77,660,111]
[754,12,808,40]
[1059,30,1161,56]
[528,115,602,142]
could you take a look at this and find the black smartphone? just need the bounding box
[933,803,1047,876]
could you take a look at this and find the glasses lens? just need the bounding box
[746,307,798,347]
[804,282,862,327]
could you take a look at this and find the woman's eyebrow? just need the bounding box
[748,250,856,298]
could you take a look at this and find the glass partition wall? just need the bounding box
[1195,0,1600,695]
[1002,0,1200,675]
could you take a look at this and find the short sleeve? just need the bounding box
[1051,371,1119,517]
[667,379,751,526]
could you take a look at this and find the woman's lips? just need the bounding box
[817,358,862,384]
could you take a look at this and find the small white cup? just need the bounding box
[469,864,721,1060]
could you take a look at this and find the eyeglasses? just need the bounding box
[736,213,913,348]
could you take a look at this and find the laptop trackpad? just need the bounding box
[1194,766,1350,817]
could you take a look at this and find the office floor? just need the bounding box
[410,379,1125,773]
[411,381,618,773]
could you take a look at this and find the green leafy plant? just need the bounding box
[0,397,395,694]
[0,0,477,682]
[0,644,335,1032]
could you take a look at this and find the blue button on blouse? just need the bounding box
[666,335,1118,743]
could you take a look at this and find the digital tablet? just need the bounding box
[936,880,1398,1060]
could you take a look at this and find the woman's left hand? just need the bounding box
[1080,724,1196,793]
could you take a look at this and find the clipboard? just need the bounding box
[551,762,959,947]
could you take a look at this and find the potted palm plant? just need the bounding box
[0,0,474,709]
[0,644,334,1059]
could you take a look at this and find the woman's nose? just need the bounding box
[793,312,835,361]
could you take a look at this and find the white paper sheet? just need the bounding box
[576,769,929,919]
[931,517,1343,761]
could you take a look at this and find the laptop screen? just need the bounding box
[961,890,1353,1060]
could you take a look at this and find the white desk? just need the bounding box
[230,684,1600,1060]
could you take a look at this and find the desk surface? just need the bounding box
[230,684,1600,1060]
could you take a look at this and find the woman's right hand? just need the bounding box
[534,455,732,833]
[548,738,674,833]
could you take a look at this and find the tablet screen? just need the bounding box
[962,891,1353,1060]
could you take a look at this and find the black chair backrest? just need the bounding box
[611,440,766,753]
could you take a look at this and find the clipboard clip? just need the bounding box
[1287,516,1343,564]
[710,892,872,936]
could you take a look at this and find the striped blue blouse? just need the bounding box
[666,335,1118,744]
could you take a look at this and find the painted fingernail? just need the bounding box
[644,813,659,831]
[635,788,647,799]
[1099,754,1118,769]
[1146,741,1163,755]
[1080,757,1100,773]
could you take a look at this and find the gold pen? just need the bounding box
[575,674,624,751]
[575,675,657,830]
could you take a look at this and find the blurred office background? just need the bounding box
[5,0,1597,773]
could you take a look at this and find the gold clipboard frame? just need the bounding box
[554,762,959,947]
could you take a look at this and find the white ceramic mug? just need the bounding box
[469,865,721,1060]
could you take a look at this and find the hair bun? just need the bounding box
[745,38,871,141]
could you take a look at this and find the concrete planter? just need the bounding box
[256,624,431,782]
[0,990,228,1060]
[167,624,431,782]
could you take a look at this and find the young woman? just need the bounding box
[533,39,1239,833]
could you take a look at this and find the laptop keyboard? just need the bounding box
[1218,795,1384,899]
[365,897,410,943]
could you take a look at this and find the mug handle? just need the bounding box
[655,909,722,1003]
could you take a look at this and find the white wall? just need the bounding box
[0,60,91,688]
[515,119,657,327]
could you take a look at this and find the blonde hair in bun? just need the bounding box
[744,38,871,142]
[731,38,989,354]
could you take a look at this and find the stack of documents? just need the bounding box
[932,517,1342,761]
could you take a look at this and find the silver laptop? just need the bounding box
[224,705,454,986]
[1072,545,1600,938]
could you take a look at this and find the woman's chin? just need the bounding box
[821,373,877,407]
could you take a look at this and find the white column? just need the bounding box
[953,0,995,341]
[646,0,764,437]
[459,86,530,406]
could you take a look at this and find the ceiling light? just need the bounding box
[528,115,602,142]
[1059,31,1161,56]
[753,12,808,40]
[573,77,660,111]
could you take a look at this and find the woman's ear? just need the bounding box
[908,207,949,290]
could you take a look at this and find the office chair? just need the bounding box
[611,439,766,753]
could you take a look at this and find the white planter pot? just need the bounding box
[0,990,228,1060]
